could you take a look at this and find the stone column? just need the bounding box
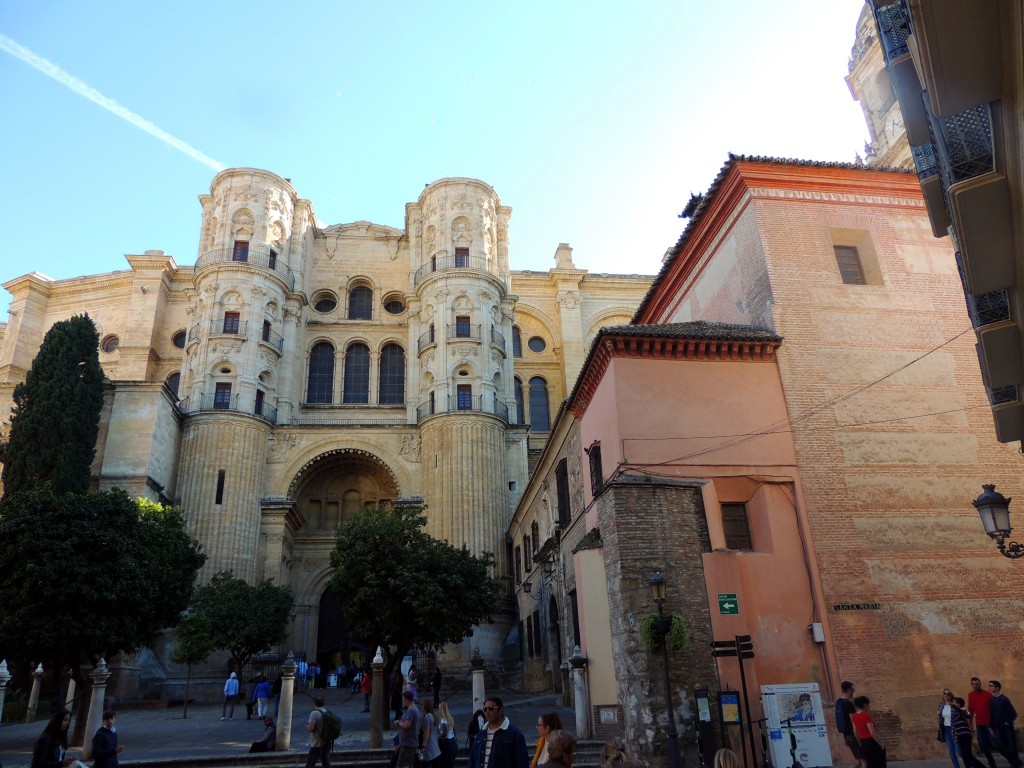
[471,649,486,714]
[370,647,385,747]
[277,652,296,751]
[25,663,44,723]
[0,660,10,724]
[82,659,111,761]
[65,668,77,712]
[570,646,590,739]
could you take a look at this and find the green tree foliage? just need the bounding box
[1,314,105,496]
[187,572,295,672]
[171,611,216,719]
[0,489,205,674]
[328,504,504,681]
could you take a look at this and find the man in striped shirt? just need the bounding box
[469,697,529,768]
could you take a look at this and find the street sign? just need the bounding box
[711,640,736,648]
[718,594,739,614]
[711,649,738,657]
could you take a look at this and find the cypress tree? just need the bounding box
[1,314,104,496]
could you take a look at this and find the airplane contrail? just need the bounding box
[0,32,225,172]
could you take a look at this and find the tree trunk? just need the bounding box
[183,662,192,719]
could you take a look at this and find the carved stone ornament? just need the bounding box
[558,291,580,310]
[453,194,473,211]
[250,286,266,298]
[268,432,298,464]
[455,345,478,359]
[399,434,422,463]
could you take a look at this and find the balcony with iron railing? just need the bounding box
[178,392,277,424]
[413,253,508,287]
[490,326,506,353]
[195,245,295,289]
[415,394,510,424]
[874,1,911,60]
[259,325,285,352]
[418,328,437,354]
[447,323,481,341]
[208,319,249,337]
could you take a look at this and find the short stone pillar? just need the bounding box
[370,646,385,747]
[25,663,44,723]
[81,659,111,761]
[276,652,296,751]
[570,646,590,739]
[0,660,11,724]
[65,668,77,713]
[471,648,486,715]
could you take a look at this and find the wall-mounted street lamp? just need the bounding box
[973,484,1022,558]
[649,571,682,768]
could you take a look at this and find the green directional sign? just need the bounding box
[718,593,739,615]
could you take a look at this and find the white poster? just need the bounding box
[761,683,833,768]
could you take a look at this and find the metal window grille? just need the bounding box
[523,536,532,572]
[722,503,753,550]
[306,342,335,404]
[343,343,371,403]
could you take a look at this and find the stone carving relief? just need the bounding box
[426,225,437,255]
[491,351,503,365]
[268,432,298,464]
[453,193,473,211]
[210,341,243,355]
[203,216,219,252]
[452,217,471,243]
[479,290,495,305]
[453,294,473,312]
[266,301,279,319]
[221,291,243,309]
[250,286,266,298]
[421,351,435,375]
[259,350,278,370]
[454,345,478,359]
[399,434,422,463]
[558,291,580,310]
[271,221,285,249]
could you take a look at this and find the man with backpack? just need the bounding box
[305,695,342,768]
[835,681,864,768]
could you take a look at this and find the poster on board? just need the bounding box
[761,683,833,768]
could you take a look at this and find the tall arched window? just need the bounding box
[512,326,523,357]
[349,286,373,320]
[343,343,371,403]
[529,377,550,431]
[378,343,406,404]
[514,376,525,425]
[166,372,181,398]
[306,342,335,404]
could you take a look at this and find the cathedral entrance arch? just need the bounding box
[290,448,401,534]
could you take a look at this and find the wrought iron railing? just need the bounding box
[490,327,506,352]
[988,384,1018,407]
[187,323,202,342]
[413,253,508,286]
[179,393,277,423]
[874,1,911,60]
[931,103,994,186]
[260,326,284,352]
[418,328,437,354]
[209,319,249,336]
[195,245,295,289]
[447,323,481,340]
[254,401,278,422]
[415,394,510,424]
[967,289,1011,329]
[910,142,939,183]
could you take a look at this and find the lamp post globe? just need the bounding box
[972,484,1024,559]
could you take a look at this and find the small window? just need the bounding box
[455,316,471,338]
[531,520,540,554]
[262,320,272,342]
[515,545,522,584]
[255,389,265,416]
[589,443,603,495]
[528,336,546,353]
[555,459,570,526]
[384,298,406,315]
[514,377,525,424]
[172,330,186,349]
[222,312,240,334]
[166,372,181,397]
[101,335,120,353]
[457,384,472,410]
[214,382,232,410]
[313,293,337,313]
[215,469,226,505]
[722,502,753,550]
[455,247,469,268]
[833,245,866,285]
[512,326,523,357]
[523,535,532,572]
[268,249,278,270]
[232,240,249,262]
[429,324,435,343]
[348,286,373,320]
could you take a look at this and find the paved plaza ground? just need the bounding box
[0,684,972,768]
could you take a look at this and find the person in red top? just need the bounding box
[850,696,886,768]
[361,668,372,713]
[969,677,998,768]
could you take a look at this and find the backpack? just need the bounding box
[321,709,342,742]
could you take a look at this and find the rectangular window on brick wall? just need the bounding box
[833,245,867,285]
[556,459,571,526]
[722,502,753,550]
[829,228,884,286]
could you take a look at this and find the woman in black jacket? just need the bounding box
[32,709,76,768]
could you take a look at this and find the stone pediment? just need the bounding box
[321,220,404,239]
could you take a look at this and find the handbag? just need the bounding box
[937,725,945,742]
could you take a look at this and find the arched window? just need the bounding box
[166,372,181,398]
[378,344,406,404]
[514,376,525,425]
[512,326,523,357]
[529,377,550,432]
[343,343,371,403]
[348,286,373,320]
[306,342,335,404]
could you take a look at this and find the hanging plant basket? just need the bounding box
[640,613,690,654]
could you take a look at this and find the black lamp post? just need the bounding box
[649,570,682,768]
[973,484,1023,558]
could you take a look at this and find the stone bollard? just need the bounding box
[82,659,111,761]
[471,648,485,715]
[570,646,590,739]
[25,663,44,723]
[276,652,296,751]
[0,660,10,724]
[370,647,385,747]
[65,668,77,712]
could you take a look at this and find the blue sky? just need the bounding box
[0,1,870,319]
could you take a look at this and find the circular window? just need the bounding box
[172,330,186,349]
[384,298,405,315]
[528,336,546,353]
[312,292,338,314]
[101,335,119,353]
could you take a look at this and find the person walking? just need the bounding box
[851,696,886,768]
[835,681,865,768]
[30,709,76,768]
[468,696,529,768]
[91,710,125,768]
[255,674,272,718]
[952,697,987,768]
[305,695,331,768]
[532,712,564,768]
[939,688,960,768]
[395,691,422,768]
[438,701,458,768]
[222,672,239,720]
[432,667,443,707]
[361,668,372,712]
[406,665,419,702]
[988,681,1022,768]
[391,668,405,722]
[422,700,443,768]
[968,677,998,768]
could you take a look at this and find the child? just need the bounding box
[850,696,886,768]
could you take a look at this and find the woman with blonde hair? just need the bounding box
[714,749,741,768]
[437,701,458,768]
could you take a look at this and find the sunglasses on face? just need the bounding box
[483,706,500,712]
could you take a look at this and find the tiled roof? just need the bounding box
[599,321,781,343]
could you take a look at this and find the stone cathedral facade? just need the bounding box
[0,168,651,686]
